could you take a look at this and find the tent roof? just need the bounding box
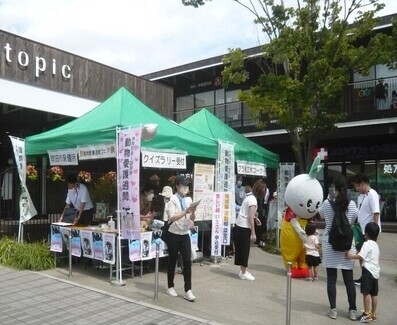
[180,108,279,169]
[25,87,218,159]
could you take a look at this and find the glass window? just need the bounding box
[215,89,224,105]
[176,95,194,111]
[376,64,397,79]
[242,103,256,126]
[215,89,225,122]
[226,90,238,103]
[195,91,214,109]
[353,66,375,83]
[176,95,194,123]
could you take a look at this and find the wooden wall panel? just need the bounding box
[0,30,173,116]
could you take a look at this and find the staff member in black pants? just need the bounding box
[166,175,197,301]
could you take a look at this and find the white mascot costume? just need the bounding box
[280,155,323,278]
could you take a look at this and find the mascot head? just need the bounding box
[284,155,323,219]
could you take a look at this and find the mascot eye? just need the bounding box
[299,203,304,207]
[306,199,312,207]
[316,201,320,209]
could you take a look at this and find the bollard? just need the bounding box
[286,262,292,325]
[154,243,160,301]
[68,229,72,277]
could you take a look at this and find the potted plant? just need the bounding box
[48,166,65,182]
[26,165,38,181]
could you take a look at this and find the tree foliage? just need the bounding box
[183,0,395,172]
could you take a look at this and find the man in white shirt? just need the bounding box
[352,173,381,234]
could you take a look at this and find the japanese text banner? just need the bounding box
[141,150,186,169]
[117,127,141,240]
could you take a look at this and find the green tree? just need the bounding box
[183,0,395,172]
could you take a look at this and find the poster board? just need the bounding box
[193,163,215,221]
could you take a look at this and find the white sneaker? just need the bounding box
[166,287,178,297]
[238,270,243,279]
[327,308,337,319]
[240,271,255,281]
[184,289,196,301]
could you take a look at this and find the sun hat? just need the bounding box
[160,186,173,198]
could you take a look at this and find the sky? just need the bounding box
[0,0,397,76]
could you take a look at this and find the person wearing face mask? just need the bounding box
[235,175,246,208]
[166,175,197,301]
[159,185,173,221]
[59,174,94,226]
[140,184,156,226]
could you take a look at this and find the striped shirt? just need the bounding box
[319,199,358,269]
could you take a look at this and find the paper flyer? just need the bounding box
[103,233,116,264]
[80,230,93,258]
[92,232,104,261]
[71,229,81,257]
[50,225,62,252]
[129,239,141,262]
[140,231,152,260]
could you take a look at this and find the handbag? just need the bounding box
[352,222,366,251]
[63,207,78,223]
[160,220,172,244]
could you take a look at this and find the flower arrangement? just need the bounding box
[78,170,92,183]
[48,166,65,182]
[91,171,117,206]
[26,165,38,181]
[149,174,160,186]
[168,175,176,184]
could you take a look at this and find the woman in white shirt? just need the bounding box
[166,175,197,301]
[234,180,266,281]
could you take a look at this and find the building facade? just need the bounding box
[0,29,174,170]
[142,19,397,224]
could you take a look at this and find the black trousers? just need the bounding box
[79,208,93,225]
[234,225,251,268]
[167,232,192,292]
[326,268,357,311]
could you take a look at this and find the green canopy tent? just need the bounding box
[179,108,279,169]
[25,87,218,158]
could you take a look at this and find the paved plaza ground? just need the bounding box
[1,232,396,324]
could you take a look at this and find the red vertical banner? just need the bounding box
[117,127,142,240]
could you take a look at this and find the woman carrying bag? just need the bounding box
[166,175,197,301]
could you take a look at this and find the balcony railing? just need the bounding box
[175,76,397,130]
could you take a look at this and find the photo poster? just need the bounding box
[117,127,141,240]
[140,231,152,260]
[61,227,71,250]
[150,229,168,258]
[190,226,199,251]
[129,238,141,262]
[103,233,116,264]
[211,192,223,257]
[216,141,236,226]
[193,163,215,221]
[50,225,62,252]
[80,230,93,258]
[92,232,104,261]
[71,229,81,257]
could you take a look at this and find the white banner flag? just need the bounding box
[9,136,37,223]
